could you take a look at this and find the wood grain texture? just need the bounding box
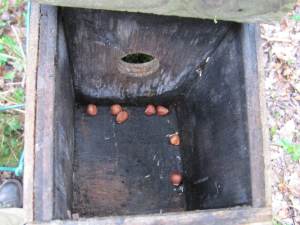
[62,9,231,103]
[73,106,183,217]
[241,24,268,207]
[255,25,272,207]
[28,207,272,225]
[25,5,271,224]
[181,25,252,210]
[34,0,295,23]
[34,5,57,221]
[23,2,40,223]
[53,15,75,219]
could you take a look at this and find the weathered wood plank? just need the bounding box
[23,2,40,223]
[53,15,75,219]
[241,24,270,207]
[34,0,295,23]
[255,25,272,207]
[62,8,232,103]
[28,207,272,225]
[34,5,58,221]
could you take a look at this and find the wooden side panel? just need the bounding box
[34,5,58,221]
[256,25,272,207]
[52,15,75,219]
[24,2,41,223]
[34,0,294,23]
[241,24,270,207]
[28,207,272,225]
[25,5,75,222]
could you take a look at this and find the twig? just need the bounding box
[12,109,25,114]
[5,82,22,86]
[0,53,19,61]
[11,26,26,61]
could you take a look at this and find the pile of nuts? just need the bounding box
[86,103,129,124]
[111,104,129,124]
[86,103,183,187]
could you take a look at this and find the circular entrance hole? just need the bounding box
[121,53,154,64]
[118,52,159,77]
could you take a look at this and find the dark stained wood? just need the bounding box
[62,9,232,103]
[25,4,270,225]
[53,15,75,219]
[73,106,184,217]
[28,207,272,225]
[35,0,294,23]
[178,25,252,210]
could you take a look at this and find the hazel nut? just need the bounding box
[86,104,97,116]
[116,110,129,124]
[111,104,122,116]
[170,133,180,146]
[144,104,156,116]
[156,105,169,116]
[170,171,183,186]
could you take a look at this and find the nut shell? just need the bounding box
[156,105,169,116]
[170,133,180,146]
[86,104,97,116]
[116,111,129,124]
[111,104,122,116]
[144,104,156,116]
[170,171,182,186]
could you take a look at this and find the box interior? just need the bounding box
[52,8,252,219]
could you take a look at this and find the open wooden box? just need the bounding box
[24,2,271,224]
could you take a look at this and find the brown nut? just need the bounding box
[86,104,97,116]
[111,104,122,116]
[116,111,129,124]
[170,171,182,186]
[156,105,169,116]
[145,104,156,116]
[170,133,180,146]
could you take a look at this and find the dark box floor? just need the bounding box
[73,106,184,216]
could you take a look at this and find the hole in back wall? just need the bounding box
[121,53,154,64]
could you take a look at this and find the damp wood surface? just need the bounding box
[62,8,232,103]
[36,0,294,23]
[73,106,184,217]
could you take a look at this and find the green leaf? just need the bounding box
[0,35,22,58]
[7,118,21,132]
[0,53,8,65]
[292,150,300,161]
[270,127,277,138]
[4,71,15,80]
[0,21,6,28]
[0,0,9,14]
[12,88,25,103]
[2,145,10,157]
[291,14,300,21]
[0,44,4,52]
[0,35,16,48]
[279,139,300,162]
[10,138,19,149]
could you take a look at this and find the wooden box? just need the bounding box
[24,3,271,224]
